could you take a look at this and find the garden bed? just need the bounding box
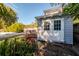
[0,36,37,56]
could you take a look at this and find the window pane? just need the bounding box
[44,22,50,30]
[54,20,61,30]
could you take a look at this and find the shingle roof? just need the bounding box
[35,14,70,20]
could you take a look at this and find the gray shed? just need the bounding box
[35,8,73,44]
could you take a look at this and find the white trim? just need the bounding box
[52,18,64,42]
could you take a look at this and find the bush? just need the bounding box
[5,22,25,32]
[0,37,36,56]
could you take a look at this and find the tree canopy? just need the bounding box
[63,3,79,20]
[0,3,17,27]
[0,19,5,29]
[25,22,38,28]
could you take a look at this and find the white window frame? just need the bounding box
[54,20,61,31]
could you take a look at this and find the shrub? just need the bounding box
[0,37,36,56]
[5,22,25,32]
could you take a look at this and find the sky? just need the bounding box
[5,3,52,24]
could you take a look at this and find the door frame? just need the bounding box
[52,18,64,43]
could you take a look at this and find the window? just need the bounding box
[54,20,61,30]
[44,22,50,30]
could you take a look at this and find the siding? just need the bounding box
[64,16,73,44]
[37,19,45,40]
[37,19,42,27]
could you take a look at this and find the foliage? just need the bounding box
[0,3,17,27]
[25,22,38,28]
[73,18,79,24]
[63,3,79,20]
[0,19,5,29]
[5,23,25,32]
[0,37,36,56]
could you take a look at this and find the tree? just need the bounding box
[5,23,25,32]
[0,3,17,27]
[25,22,38,28]
[0,19,5,29]
[63,3,79,20]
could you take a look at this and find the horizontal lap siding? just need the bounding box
[64,16,73,44]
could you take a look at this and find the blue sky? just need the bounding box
[6,3,52,24]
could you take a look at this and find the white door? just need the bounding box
[52,18,64,43]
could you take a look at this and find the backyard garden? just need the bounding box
[0,36,37,56]
[0,3,79,56]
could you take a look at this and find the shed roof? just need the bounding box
[35,14,71,20]
[44,7,63,14]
